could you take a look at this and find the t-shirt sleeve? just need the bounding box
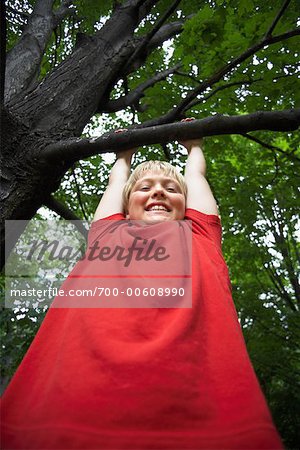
[184,208,222,251]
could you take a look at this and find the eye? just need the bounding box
[166,186,176,192]
[140,186,150,191]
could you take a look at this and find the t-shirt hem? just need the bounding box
[1,422,282,446]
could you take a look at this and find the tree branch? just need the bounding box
[242,133,300,163]
[41,108,300,164]
[186,73,298,110]
[100,64,181,113]
[265,265,297,312]
[146,15,194,52]
[134,0,161,23]
[177,29,300,119]
[139,27,300,127]
[5,0,55,102]
[32,0,55,15]
[8,0,160,135]
[53,0,76,26]
[122,0,182,73]
[5,0,75,103]
[275,217,300,304]
[264,0,292,38]
[44,196,88,239]
[0,0,6,103]
[121,16,192,77]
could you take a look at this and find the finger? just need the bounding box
[180,117,195,122]
[114,128,128,133]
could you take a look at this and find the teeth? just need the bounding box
[148,206,168,211]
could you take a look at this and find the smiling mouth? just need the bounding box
[145,205,171,212]
[146,209,169,213]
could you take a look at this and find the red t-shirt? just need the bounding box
[1,209,283,449]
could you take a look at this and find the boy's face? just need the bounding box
[126,171,186,222]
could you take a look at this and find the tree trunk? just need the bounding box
[1,1,158,268]
[0,107,71,267]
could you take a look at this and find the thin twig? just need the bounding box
[187,79,262,110]
[174,70,202,84]
[71,166,89,220]
[123,0,181,72]
[178,73,297,111]
[6,5,30,20]
[161,143,171,161]
[270,148,280,186]
[264,0,292,38]
[242,133,300,163]
[6,10,27,26]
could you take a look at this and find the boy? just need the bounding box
[93,135,218,223]
[1,130,283,449]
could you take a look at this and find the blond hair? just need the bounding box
[123,160,187,213]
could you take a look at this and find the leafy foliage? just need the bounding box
[3,0,300,447]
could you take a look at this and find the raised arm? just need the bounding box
[93,148,135,221]
[182,133,219,216]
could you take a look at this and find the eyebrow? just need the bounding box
[134,177,183,192]
[137,177,180,184]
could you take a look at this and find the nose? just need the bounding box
[151,184,165,197]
